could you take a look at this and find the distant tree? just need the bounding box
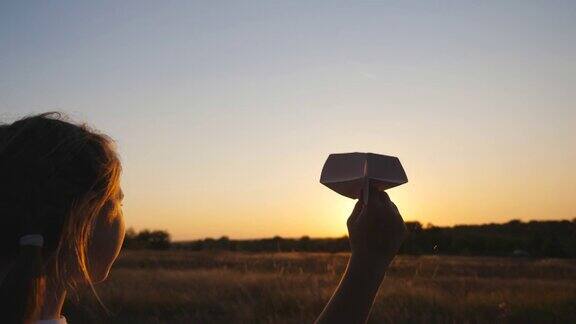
[123,229,171,250]
[298,236,311,251]
[122,227,139,249]
[142,230,171,250]
[272,236,282,251]
[217,236,233,250]
[405,221,423,233]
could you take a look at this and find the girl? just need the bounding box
[0,112,406,324]
[0,113,125,323]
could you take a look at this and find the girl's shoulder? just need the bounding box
[36,317,67,324]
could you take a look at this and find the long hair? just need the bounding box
[0,112,122,323]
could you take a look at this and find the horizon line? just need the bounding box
[164,217,576,243]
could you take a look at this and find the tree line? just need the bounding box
[125,219,576,258]
[123,228,171,250]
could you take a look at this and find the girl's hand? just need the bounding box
[347,189,407,271]
[315,189,407,324]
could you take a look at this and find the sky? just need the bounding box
[1,1,575,240]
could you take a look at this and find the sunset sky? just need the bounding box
[1,1,575,240]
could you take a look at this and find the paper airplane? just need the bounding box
[320,152,408,203]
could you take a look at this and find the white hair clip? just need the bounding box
[19,234,44,247]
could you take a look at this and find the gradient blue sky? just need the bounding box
[1,1,575,240]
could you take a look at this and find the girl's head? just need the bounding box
[0,112,125,322]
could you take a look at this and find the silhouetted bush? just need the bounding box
[123,228,171,250]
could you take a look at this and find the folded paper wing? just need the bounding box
[320,153,408,199]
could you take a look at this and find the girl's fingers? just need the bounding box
[377,191,393,208]
[353,189,382,231]
[353,185,376,223]
[352,189,403,230]
[390,201,400,214]
[377,191,402,217]
[347,199,364,229]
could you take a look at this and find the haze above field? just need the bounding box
[1,1,575,240]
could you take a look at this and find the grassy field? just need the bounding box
[65,251,576,323]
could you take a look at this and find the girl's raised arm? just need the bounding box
[315,190,407,324]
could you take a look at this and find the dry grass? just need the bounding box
[64,251,576,323]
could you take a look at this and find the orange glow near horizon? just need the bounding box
[120,149,576,241]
